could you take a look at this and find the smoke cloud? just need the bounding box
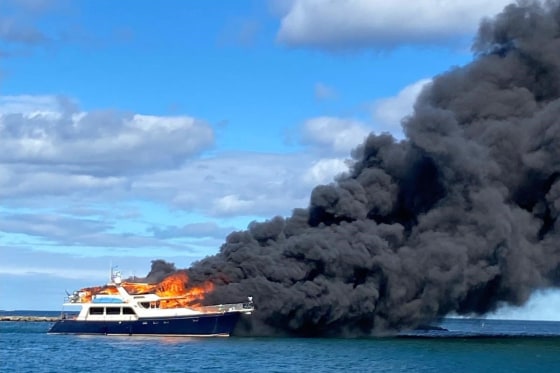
[132,259,177,283]
[161,1,560,337]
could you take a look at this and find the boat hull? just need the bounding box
[48,312,241,337]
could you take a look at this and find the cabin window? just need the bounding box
[122,307,136,315]
[90,307,104,315]
[140,302,150,308]
[106,307,120,315]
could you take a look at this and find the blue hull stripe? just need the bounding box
[48,312,241,336]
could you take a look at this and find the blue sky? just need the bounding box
[2,0,557,318]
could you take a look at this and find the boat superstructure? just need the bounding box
[48,270,253,336]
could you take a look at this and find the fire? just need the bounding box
[76,285,120,303]
[122,282,155,294]
[156,271,189,297]
[153,272,214,309]
[76,271,214,308]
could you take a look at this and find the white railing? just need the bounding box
[198,300,254,314]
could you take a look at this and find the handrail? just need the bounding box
[198,301,254,314]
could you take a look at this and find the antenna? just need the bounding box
[109,262,122,284]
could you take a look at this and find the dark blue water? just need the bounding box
[2,318,560,372]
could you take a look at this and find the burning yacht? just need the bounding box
[48,269,253,337]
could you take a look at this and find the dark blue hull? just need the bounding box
[48,313,241,336]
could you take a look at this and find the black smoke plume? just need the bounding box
[173,1,560,336]
[131,259,177,283]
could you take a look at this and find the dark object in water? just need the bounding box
[414,324,449,332]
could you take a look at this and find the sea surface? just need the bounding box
[2,315,560,372]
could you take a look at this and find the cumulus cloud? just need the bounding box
[2,90,432,255]
[372,78,431,138]
[0,94,358,223]
[277,0,513,50]
[213,194,256,216]
[301,158,349,186]
[0,78,435,227]
[0,95,62,114]
[301,116,371,155]
[0,118,357,271]
[125,150,348,220]
[295,116,369,194]
[133,151,319,218]
[0,95,214,198]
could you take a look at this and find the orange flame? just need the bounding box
[76,271,214,308]
[153,272,214,309]
[77,285,120,303]
[122,282,154,294]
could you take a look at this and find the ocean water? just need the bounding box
[2,318,560,372]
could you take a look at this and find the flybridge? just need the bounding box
[64,267,215,307]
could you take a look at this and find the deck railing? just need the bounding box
[198,301,254,314]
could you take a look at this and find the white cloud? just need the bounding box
[0,211,187,249]
[302,157,349,186]
[133,152,317,218]
[0,95,214,198]
[0,78,431,222]
[131,150,354,219]
[1,86,430,251]
[372,78,431,138]
[0,95,61,115]
[0,167,127,198]
[0,95,214,174]
[301,116,371,155]
[213,195,256,215]
[277,0,513,50]
[0,94,359,223]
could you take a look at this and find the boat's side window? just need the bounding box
[140,302,150,308]
[90,307,104,315]
[106,307,120,315]
[123,307,136,315]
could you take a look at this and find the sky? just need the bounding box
[1,0,558,317]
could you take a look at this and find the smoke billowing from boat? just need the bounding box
[152,1,560,336]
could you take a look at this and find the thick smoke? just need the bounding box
[130,259,177,283]
[178,1,560,337]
